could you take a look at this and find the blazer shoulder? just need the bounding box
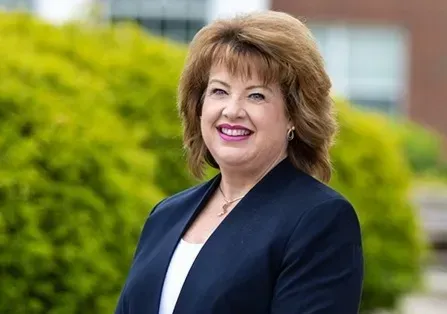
[287,170,348,207]
[288,175,361,245]
[281,170,360,235]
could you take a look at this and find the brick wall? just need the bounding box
[272,0,447,152]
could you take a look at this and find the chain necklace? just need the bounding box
[217,185,245,217]
[216,155,288,217]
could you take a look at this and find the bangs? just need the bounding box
[208,41,283,86]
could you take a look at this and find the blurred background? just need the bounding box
[0,0,446,313]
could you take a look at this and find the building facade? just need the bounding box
[104,0,208,42]
[0,0,34,11]
[271,0,447,150]
[104,0,269,42]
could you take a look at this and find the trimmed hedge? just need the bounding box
[0,13,425,313]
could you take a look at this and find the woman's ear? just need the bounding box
[287,118,294,130]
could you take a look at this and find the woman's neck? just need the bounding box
[218,153,287,200]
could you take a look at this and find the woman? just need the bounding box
[115,10,363,314]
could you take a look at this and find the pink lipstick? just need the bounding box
[216,124,253,142]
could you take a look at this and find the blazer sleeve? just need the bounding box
[130,197,166,261]
[114,198,165,314]
[270,198,364,314]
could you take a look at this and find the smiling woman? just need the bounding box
[115,10,363,314]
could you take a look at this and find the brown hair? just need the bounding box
[178,10,337,183]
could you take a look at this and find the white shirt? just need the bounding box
[158,239,204,314]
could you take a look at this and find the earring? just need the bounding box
[287,126,295,141]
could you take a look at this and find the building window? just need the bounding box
[0,0,34,11]
[111,17,205,42]
[309,23,408,115]
[107,0,207,43]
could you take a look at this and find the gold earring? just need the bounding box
[287,126,295,141]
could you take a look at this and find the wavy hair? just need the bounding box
[178,11,337,183]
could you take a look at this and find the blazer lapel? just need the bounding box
[146,176,221,314]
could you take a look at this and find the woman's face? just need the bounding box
[201,64,292,171]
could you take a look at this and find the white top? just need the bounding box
[158,239,204,314]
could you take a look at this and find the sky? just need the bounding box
[35,0,91,23]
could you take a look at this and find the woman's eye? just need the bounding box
[211,88,227,95]
[249,93,265,101]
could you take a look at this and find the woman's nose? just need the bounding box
[222,97,246,120]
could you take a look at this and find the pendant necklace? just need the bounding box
[217,185,245,217]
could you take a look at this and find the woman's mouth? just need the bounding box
[217,125,253,142]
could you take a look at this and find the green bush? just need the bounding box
[1,11,194,196]
[0,13,425,313]
[330,100,425,312]
[392,120,444,175]
[0,13,165,314]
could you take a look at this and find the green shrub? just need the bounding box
[393,120,444,175]
[1,11,195,196]
[330,100,425,312]
[0,13,165,314]
[0,13,425,314]
[440,162,447,178]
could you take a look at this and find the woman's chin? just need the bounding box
[214,152,252,168]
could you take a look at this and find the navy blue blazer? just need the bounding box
[115,158,363,314]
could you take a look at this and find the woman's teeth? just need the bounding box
[221,128,251,136]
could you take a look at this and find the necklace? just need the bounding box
[217,185,245,217]
[215,155,288,217]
